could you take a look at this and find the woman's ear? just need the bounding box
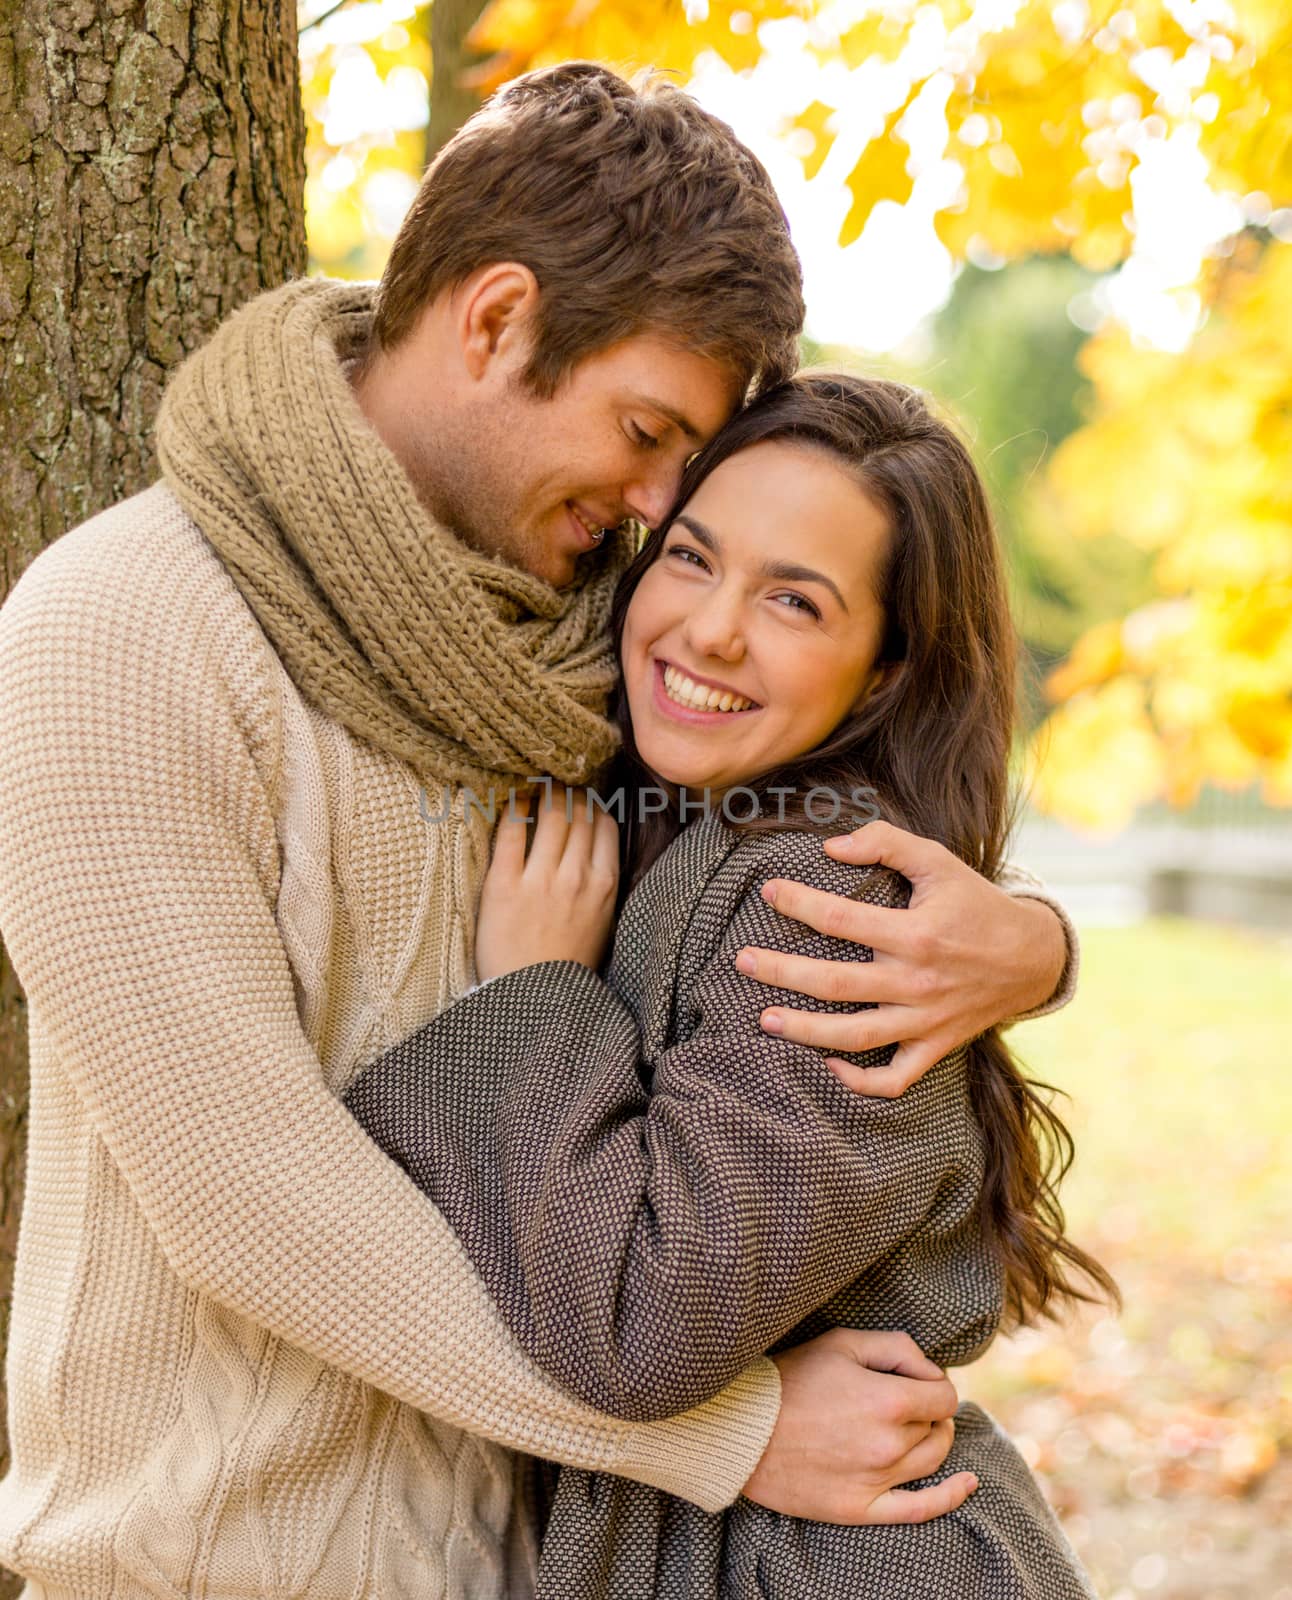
[851,659,902,714]
[455,262,541,382]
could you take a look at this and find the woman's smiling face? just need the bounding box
[621,438,892,795]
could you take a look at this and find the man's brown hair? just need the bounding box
[373,61,805,397]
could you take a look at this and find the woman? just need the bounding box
[345,374,1114,1597]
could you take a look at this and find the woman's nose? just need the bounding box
[683,592,746,663]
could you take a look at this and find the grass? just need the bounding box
[960,918,1292,1600]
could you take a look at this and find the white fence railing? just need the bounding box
[1014,791,1292,929]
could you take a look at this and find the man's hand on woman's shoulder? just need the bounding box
[734,819,1069,1099]
[740,1328,976,1525]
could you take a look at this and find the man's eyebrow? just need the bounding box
[627,393,704,443]
[672,514,850,613]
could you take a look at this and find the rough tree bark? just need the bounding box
[0,1,306,1586]
[426,0,491,165]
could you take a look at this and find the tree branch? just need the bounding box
[299,0,354,37]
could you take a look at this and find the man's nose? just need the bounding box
[623,466,682,531]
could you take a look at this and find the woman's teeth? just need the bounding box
[662,664,755,713]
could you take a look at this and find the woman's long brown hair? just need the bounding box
[606,372,1117,1331]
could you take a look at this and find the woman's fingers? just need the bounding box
[525,783,574,875]
[488,790,531,879]
[591,806,620,887]
[566,783,595,852]
[553,788,601,884]
[475,784,616,980]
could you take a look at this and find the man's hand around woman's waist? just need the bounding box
[739,1328,976,1524]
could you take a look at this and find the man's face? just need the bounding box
[423,334,742,589]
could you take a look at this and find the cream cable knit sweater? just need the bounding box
[0,486,783,1600]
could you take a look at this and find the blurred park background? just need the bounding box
[1,1,1289,1596]
[298,4,1292,1594]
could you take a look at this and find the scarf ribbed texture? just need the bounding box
[155,278,632,791]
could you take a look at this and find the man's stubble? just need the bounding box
[399,377,558,583]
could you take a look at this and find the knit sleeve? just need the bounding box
[996,858,1080,1021]
[0,521,780,1514]
[345,835,980,1422]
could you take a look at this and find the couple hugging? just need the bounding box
[0,60,1111,1600]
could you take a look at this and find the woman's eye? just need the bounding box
[772,592,820,618]
[629,421,662,450]
[666,544,708,570]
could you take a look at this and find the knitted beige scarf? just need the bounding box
[155,278,633,791]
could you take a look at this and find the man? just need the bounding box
[0,63,1073,1598]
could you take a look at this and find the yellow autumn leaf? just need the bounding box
[1030,679,1167,834]
[833,13,908,70]
[300,0,1292,822]
[468,0,573,61]
[787,99,836,182]
[840,116,915,249]
[1045,619,1125,702]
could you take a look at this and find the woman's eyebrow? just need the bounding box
[764,559,850,614]
[672,514,849,613]
[674,513,720,550]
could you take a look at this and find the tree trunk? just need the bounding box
[426,0,492,165]
[0,2,306,1587]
